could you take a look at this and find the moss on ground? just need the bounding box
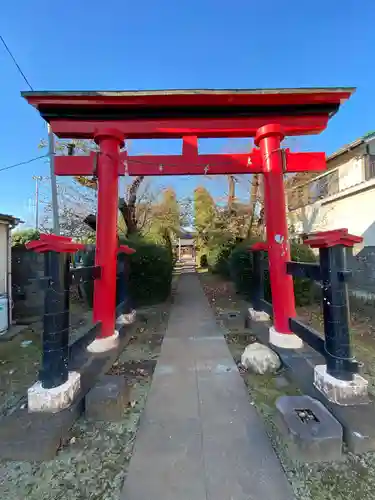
[0,303,96,417]
[0,328,41,416]
[298,304,375,395]
[0,298,171,500]
[201,271,375,500]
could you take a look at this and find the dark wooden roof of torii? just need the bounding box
[22,87,355,139]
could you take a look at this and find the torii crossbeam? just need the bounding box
[54,137,326,176]
[23,88,354,351]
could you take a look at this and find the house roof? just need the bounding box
[0,213,22,226]
[288,130,375,193]
[179,232,195,240]
[327,131,375,161]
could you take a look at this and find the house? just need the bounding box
[175,231,196,261]
[287,132,375,296]
[0,213,22,332]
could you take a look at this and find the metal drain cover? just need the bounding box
[218,310,242,319]
[275,395,343,463]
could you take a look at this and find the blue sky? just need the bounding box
[1,0,375,226]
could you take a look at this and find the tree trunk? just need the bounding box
[257,206,265,239]
[84,176,145,237]
[119,176,145,235]
[247,174,259,238]
[227,175,236,212]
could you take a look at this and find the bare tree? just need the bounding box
[40,179,97,241]
[39,137,150,237]
[118,176,145,235]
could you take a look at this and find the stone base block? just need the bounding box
[87,330,119,353]
[85,375,130,422]
[0,401,82,461]
[276,395,343,463]
[314,364,369,406]
[269,326,303,349]
[117,310,137,326]
[28,371,80,413]
[218,309,245,330]
[248,308,270,322]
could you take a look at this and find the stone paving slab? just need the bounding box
[121,272,295,500]
[123,417,207,500]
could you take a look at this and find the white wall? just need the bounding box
[289,181,375,247]
[338,156,364,191]
[0,223,7,295]
[179,239,194,246]
[368,140,375,155]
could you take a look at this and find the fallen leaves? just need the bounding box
[108,361,155,380]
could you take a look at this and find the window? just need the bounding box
[309,170,339,202]
[365,155,375,181]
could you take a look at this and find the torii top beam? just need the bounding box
[22,87,354,139]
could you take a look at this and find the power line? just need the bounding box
[0,35,33,91]
[0,147,277,179]
[0,154,48,173]
[0,34,61,231]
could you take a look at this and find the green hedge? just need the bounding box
[79,238,174,308]
[11,229,40,247]
[289,241,318,306]
[229,240,317,306]
[207,242,236,278]
[200,254,208,268]
[228,240,259,297]
[127,240,173,306]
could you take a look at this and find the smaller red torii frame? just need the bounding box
[23,88,354,350]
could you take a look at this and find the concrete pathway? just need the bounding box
[121,271,295,500]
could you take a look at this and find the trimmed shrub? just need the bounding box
[80,249,95,308]
[228,240,259,297]
[289,241,318,306]
[208,241,237,278]
[11,229,40,247]
[229,240,317,306]
[200,254,208,268]
[80,238,174,308]
[128,240,173,306]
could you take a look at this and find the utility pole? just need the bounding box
[48,124,60,235]
[32,175,42,230]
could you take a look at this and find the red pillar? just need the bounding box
[93,129,124,338]
[255,124,296,335]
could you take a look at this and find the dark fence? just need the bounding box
[26,234,133,389]
[11,247,45,319]
[251,229,363,381]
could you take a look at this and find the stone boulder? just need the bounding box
[241,342,281,374]
[117,310,137,325]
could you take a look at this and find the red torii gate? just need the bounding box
[23,88,354,350]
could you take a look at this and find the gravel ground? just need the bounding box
[200,272,375,500]
[0,300,171,500]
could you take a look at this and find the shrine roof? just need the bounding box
[22,87,354,123]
